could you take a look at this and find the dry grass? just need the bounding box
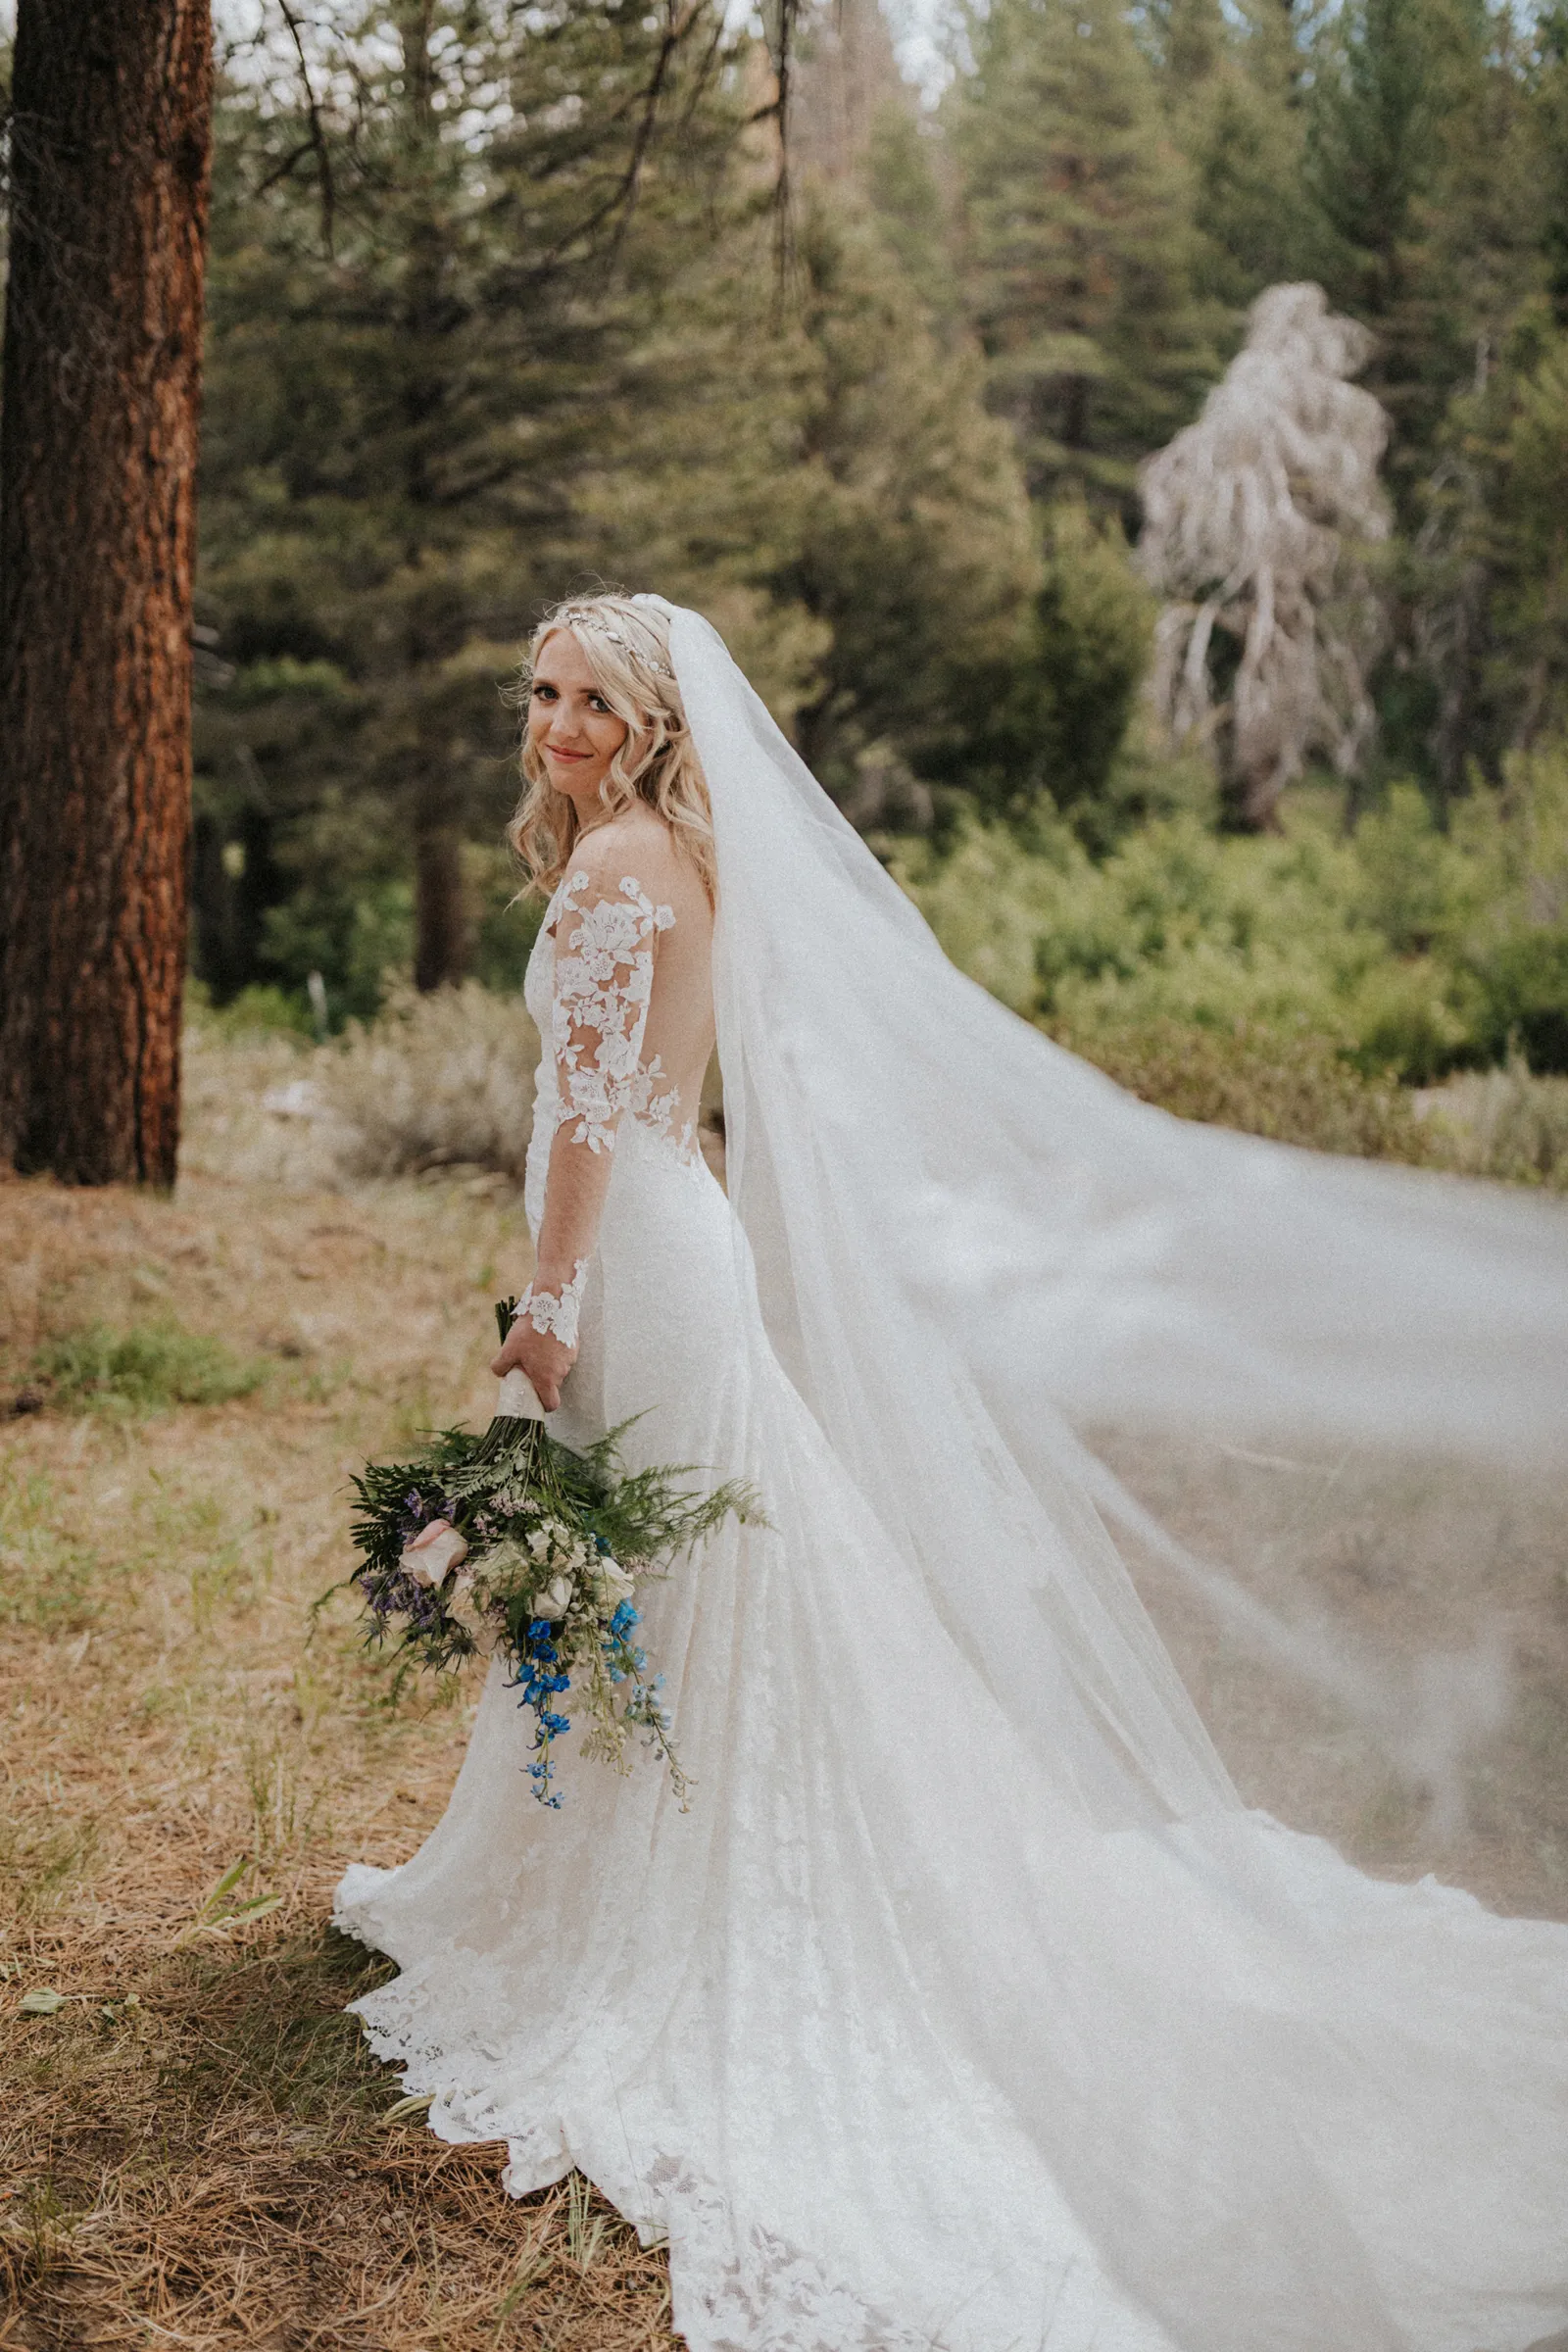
[1415,1058,1568,1191]
[5,1029,1567,2349]
[0,1162,675,2352]
[179,983,542,1194]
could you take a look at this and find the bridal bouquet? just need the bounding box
[341,1301,755,1807]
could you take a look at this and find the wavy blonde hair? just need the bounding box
[508,594,715,902]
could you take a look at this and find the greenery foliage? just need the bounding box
[34,1323,270,1414]
[887,735,1568,1085]
[172,0,1568,1128]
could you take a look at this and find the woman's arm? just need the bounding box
[490,852,673,1409]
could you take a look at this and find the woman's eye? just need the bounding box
[588,695,611,713]
[531,683,556,701]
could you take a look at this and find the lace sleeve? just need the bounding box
[551,868,677,1153]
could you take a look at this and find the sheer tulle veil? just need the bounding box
[331,597,1568,2352]
[642,595,1568,1829]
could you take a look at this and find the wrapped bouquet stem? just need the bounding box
[339,1300,758,1806]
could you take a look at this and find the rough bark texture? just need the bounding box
[0,0,214,1186]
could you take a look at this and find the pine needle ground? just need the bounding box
[0,1164,676,2351]
[2,1135,1565,2348]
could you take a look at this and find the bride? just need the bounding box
[336,593,1568,2352]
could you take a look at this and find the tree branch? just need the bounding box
[275,0,336,258]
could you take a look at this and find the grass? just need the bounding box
[0,1158,677,2352]
[3,1034,1566,2349]
[32,1319,270,1413]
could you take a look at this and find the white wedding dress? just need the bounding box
[337,604,1568,2352]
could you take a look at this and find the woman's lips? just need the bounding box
[546,744,592,763]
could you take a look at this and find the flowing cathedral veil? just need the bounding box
[336,595,1568,2352]
[644,594,1568,1834]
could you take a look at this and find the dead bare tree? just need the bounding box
[1139,283,1391,829]
[0,0,214,1186]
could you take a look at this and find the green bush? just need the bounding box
[888,748,1568,1086]
[35,1323,269,1415]
[1418,1062,1568,1190]
[187,982,315,1040]
[1046,1016,1441,1161]
[1465,929,1568,1072]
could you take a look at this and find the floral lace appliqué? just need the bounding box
[552,871,678,1154]
[513,1257,590,1349]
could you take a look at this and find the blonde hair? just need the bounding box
[508,594,715,902]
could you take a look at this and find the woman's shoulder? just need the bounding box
[567,810,688,902]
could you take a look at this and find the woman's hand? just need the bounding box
[490,1313,577,1414]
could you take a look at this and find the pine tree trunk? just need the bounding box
[414,815,467,994]
[0,0,214,1188]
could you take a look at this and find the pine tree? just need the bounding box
[1147,0,1324,310]
[195,1,738,1010]
[951,0,1220,513]
[1304,0,1538,510]
[1410,304,1568,795]
[0,0,213,1186]
[1532,2,1568,328]
[587,179,1044,818]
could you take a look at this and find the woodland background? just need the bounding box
[17,0,1551,1173]
[6,11,1568,2338]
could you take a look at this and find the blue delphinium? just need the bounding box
[513,1617,575,1806]
[337,1303,758,1810]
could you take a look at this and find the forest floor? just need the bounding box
[0,1162,677,2352]
[2,1108,1566,2349]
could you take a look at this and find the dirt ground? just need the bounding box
[2,1153,1565,2349]
[0,1164,679,2351]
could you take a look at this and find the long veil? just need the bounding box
[646,596,1568,1835]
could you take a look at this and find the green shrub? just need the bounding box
[1465,929,1568,1073]
[188,983,315,1041]
[889,752,1568,1086]
[1047,1016,1441,1161]
[1417,1062,1568,1190]
[35,1323,269,1414]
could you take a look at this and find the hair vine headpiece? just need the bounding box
[553,605,674,679]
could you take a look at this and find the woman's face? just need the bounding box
[527,629,630,820]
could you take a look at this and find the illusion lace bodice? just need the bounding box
[523,836,715,1245]
[335,610,1568,2352]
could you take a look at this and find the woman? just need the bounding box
[337,594,1568,2352]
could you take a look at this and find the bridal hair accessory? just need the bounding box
[330,1299,757,1806]
[552,605,674,677]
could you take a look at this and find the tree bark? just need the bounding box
[0,0,214,1187]
[414,812,467,994]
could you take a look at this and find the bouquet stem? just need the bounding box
[473,1296,548,1463]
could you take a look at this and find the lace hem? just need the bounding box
[330,1883,931,2352]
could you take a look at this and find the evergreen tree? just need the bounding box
[1532,1,1568,328]
[1147,0,1324,311]
[1409,304,1568,796]
[195,0,739,1011]
[951,0,1220,514]
[1305,0,1538,508]
[588,180,1046,818]
[0,0,213,1185]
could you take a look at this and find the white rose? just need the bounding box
[532,1573,575,1622]
[593,1556,635,1608]
[402,1519,469,1588]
